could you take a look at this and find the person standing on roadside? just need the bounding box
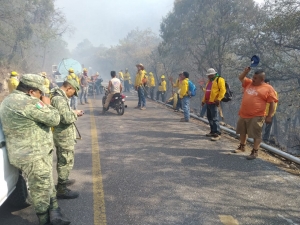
[51,80,82,199]
[7,71,19,93]
[0,74,70,225]
[263,79,278,143]
[179,72,190,122]
[170,72,183,112]
[124,68,131,92]
[80,68,89,105]
[134,63,146,110]
[156,75,167,102]
[202,68,226,141]
[233,67,278,160]
[41,72,50,97]
[148,72,156,100]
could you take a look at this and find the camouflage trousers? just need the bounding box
[56,146,74,184]
[17,150,57,214]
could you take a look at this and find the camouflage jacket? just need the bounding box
[0,90,60,165]
[51,87,77,149]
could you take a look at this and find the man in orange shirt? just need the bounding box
[233,67,278,159]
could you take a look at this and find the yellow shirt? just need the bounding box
[119,72,124,79]
[179,78,189,98]
[149,75,156,87]
[158,80,167,92]
[134,70,145,87]
[265,91,278,116]
[8,77,19,93]
[124,72,131,81]
[44,78,50,94]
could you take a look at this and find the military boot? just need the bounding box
[50,207,71,225]
[65,179,76,186]
[37,211,51,225]
[56,183,79,199]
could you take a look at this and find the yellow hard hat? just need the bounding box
[11,71,18,76]
[149,72,153,76]
[69,68,74,73]
[41,72,47,77]
[161,75,165,79]
[83,68,88,72]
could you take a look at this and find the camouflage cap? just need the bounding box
[20,74,47,93]
[66,79,80,97]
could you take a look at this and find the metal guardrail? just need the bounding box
[154,99,300,165]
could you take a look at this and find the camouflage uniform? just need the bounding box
[0,84,60,217]
[50,87,77,190]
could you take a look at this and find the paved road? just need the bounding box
[1,92,300,225]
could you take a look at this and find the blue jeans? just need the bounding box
[70,96,78,110]
[182,96,190,121]
[80,86,88,103]
[138,86,146,107]
[200,103,207,117]
[206,104,221,135]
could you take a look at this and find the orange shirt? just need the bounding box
[239,78,278,118]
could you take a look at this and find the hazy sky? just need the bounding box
[55,0,264,50]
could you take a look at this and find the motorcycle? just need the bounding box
[102,88,127,115]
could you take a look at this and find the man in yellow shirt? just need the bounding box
[179,72,190,122]
[148,72,156,100]
[263,79,278,143]
[134,63,146,110]
[170,73,183,111]
[156,75,167,102]
[123,68,131,92]
[41,72,50,97]
[8,71,19,93]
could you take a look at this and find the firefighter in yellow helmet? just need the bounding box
[67,68,80,109]
[41,72,50,97]
[148,72,156,100]
[156,75,167,102]
[8,71,20,93]
[123,68,131,92]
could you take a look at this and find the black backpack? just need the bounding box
[217,77,233,102]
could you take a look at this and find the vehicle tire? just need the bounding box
[7,174,29,207]
[117,102,125,115]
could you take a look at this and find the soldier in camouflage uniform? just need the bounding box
[51,80,82,199]
[0,74,70,225]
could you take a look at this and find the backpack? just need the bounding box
[188,80,197,97]
[217,77,233,102]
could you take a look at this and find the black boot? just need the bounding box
[37,211,51,225]
[65,179,76,186]
[57,183,79,199]
[50,207,71,225]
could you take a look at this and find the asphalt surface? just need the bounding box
[0,91,300,225]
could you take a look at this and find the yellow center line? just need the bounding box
[219,215,239,225]
[90,102,107,225]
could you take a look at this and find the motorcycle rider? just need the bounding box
[103,71,122,113]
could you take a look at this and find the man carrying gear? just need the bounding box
[51,80,82,199]
[103,71,122,113]
[156,75,167,102]
[123,68,131,92]
[0,74,70,225]
[8,71,19,93]
[67,68,80,110]
[41,72,50,97]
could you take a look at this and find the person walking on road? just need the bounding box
[67,68,80,110]
[7,71,19,93]
[103,71,122,113]
[0,74,70,225]
[80,68,89,105]
[156,75,167,102]
[202,68,226,141]
[51,80,82,200]
[233,67,278,160]
[123,68,131,92]
[134,63,146,110]
[148,72,156,100]
[179,72,190,122]
[263,78,278,143]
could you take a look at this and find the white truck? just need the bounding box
[0,122,28,207]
